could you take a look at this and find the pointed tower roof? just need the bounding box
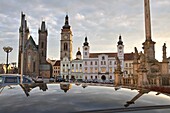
[117,35,123,45]
[19,12,29,32]
[39,21,48,34]
[76,47,82,56]
[62,14,70,29]
[83,36,89,46]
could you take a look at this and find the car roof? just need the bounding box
[0,84,170,113]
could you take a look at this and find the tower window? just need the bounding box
[85,52,87,55]
[42,51,44,56]
[41,42,44,48]
[64,43,68,51]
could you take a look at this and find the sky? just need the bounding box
[0,0,170,65]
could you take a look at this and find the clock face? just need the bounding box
[64,35,67,39]
[119,46,122,49]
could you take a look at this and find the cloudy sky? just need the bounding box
[0,0,170,65]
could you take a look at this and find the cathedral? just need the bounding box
[18,12,51,78]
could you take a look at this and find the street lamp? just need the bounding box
[3,46,13,74]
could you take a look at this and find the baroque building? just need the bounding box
[18,12,51,78]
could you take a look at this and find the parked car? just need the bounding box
[56,76,64,82]
[49,77,55,83]
[0,74,33,87]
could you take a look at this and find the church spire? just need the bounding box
[63,14,70,29]
[39,21,47,33]
[117,35,123,45]
[83,36,89,46]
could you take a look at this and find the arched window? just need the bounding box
[64,43,68,51]
[41,42,44,48]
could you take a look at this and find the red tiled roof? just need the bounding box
[124,53,134,61]
[53,60,60,66]
[89,53,117,58]
[89,52,134,61]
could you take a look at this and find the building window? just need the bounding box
[109,68,112,73]
[64,43,68,51]
[126,63,128,67]
[41,42,44,48]
[63,64,65,67]
[80,68,82,72]
[110,61,112,65]
[85,76,87,80]
[101,61,103,65]
[72,64,74,67]
[95,68,98,73]
[85,67,88,73]
[95,76,97,79]
[85,52,87,55]
[91,61,93,65]
[91,76,93,79]
[110,76,112,79]
[95,61,97,65]
[104,61,106,65]
[102,56,105,60]
[80,64,82,67]
[90,67,93,73]
[33,62,35,72]
[129,63,131,67]
[72,69,74,72]
[101,67,106,73]
[85,61,87,65]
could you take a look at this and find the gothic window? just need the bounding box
[64,43,68,51]
[41,42,44,48]
[33,62,35,72]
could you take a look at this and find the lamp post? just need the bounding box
[3,46,13,74]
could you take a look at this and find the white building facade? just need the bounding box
[82,36,124,82]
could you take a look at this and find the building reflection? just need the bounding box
[60,82,72,93]
[20,83,48,96]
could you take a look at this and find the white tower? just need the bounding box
[83,37,90,59]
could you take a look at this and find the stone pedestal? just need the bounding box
[137,68,148,87]
[114,70,122,86]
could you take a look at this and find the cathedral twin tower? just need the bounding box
[18,12,50,78]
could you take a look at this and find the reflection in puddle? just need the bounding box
[60,82,72,93]
[20,83,48,96]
